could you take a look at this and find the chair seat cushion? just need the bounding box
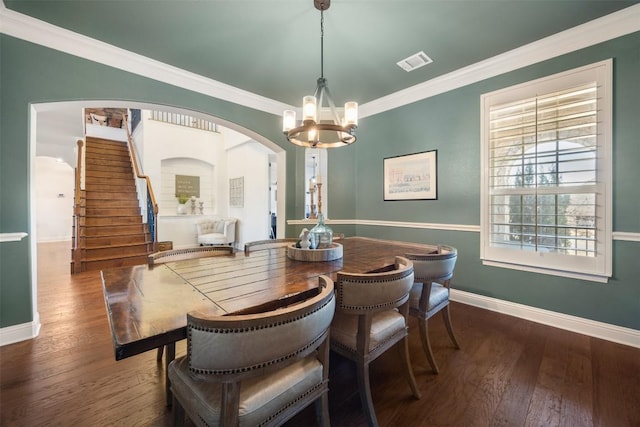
[409,282,449,312]
[198,232,227,245]
[331,310,406,353]
[169,354,323,427]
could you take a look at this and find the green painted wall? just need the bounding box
[1,30,638,333]
[354,31,640,330]
[0,35,318,328]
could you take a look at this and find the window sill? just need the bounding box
[482,259,610,283]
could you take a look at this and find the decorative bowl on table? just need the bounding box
[286,242,343,262]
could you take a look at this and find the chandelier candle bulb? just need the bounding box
[344,102,358,126]
[303,96,317,122]
[283,110,296,132]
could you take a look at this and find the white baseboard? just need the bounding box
[0,312,41,347]
[37,236,72,243]
[451,289,640,349]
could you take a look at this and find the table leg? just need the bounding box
[165,343,176,406]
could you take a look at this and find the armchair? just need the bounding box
[330,256,421,426]
[196,218,237,246]
[405,245,460,374]
[168,275,336,427]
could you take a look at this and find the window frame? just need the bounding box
[480,60,612,283]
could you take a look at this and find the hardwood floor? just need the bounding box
[1,242,638,426]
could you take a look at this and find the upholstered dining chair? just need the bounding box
[244,238,298,255]
[405,245,460,374]
[330,256,421,427]
[148,245,235,362]
[168,275,336,427]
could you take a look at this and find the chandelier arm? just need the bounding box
[321,84,342,125]
[314,78,325,112]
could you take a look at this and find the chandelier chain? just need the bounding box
[320,10,324,79]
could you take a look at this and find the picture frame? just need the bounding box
[229,177,244,208]
[383,150,437,201]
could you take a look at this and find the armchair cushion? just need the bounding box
[169,355,323,426]
[409,282,449,312]
[331,309,406,354]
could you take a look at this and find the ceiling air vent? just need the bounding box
[397,51,433,72]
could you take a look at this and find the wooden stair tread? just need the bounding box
[84,243,152,250]
[83,253,149,263]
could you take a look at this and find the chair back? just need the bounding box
[244,238,298,254]
[147,245,233,266]
[405,245,457,284]
[186,275,335,381]
[335,256,414,315]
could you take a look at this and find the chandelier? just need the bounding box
[282,0,358,148]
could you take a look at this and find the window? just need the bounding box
[480,60,612,282]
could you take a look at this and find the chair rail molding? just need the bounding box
[287,219,480,233]
[613,231,640,242]
[0,232,28,242]
[288,219,640,242]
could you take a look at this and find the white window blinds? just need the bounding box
[481,60,612,282]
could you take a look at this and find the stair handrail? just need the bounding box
[74,139,84,211]
[71,139,85,272]
[122,114,159,244]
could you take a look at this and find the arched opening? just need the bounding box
[29,100,286,324]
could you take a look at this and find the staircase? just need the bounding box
[71,137,153,273]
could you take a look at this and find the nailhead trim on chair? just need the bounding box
[188,296,333,375]
[338,267,413,284]
[191,295,330,334]
[337,294,408,311]
[336,267,413,311]
[189,333,325,376]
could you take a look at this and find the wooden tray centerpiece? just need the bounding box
[286,242,343,262]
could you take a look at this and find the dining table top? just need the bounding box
[101,237,436,361]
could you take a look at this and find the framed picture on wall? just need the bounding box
[229,177,244,207]
[383,150,437,201]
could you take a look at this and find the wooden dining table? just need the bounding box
[101,237,435,402]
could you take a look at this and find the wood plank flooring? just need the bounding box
[1,241,638,426]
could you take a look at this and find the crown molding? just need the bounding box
[359,4,640,118]
[0,4,291,116]
[1,3,639,118]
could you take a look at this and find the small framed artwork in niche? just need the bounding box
[229,177,244,208]
[175,174,200,198]
[383,150,437,201]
